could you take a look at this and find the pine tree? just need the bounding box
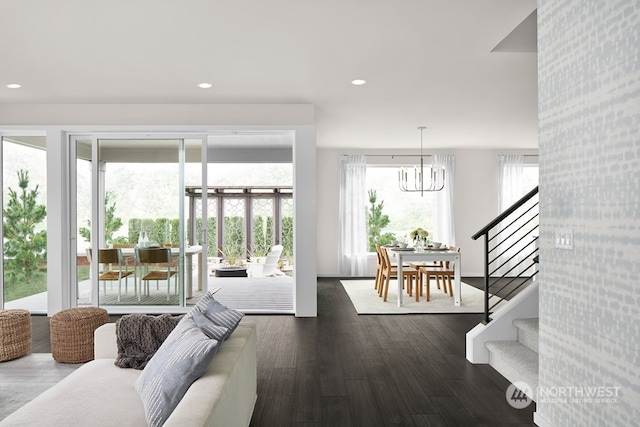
[78,191,123,243]
[3,170,47,282]
[367,189,396,251]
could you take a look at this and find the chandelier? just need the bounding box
[398,126,445,195]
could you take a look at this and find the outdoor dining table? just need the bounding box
[120,245,203,298]
[387,247,462,307]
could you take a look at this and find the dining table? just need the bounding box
[120,245,203,299]
[387,246,462,307]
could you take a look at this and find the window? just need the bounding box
[2,138,47,312]
[366,165,437,250]
[523,163,539,192]
[496,157,539,276]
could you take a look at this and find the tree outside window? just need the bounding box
[366,166,436,250]
[367,189,396,251]
[3,170,47,298]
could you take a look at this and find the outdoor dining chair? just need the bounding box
[135,247,177,302]
[86,248,134,302]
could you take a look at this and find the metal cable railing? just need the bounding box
[472,186,539,323]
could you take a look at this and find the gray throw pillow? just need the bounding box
[200,297,244,340]
[194,291,215,312]
[135,316,220,427]
[191,310,229,341]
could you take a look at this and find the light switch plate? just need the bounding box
[555,228,573,250]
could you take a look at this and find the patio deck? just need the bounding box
[5,275,294,314]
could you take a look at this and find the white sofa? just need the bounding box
[0,320,257,427]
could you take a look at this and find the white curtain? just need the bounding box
[338,155,369,276]
[433,154,455,246]
[498,155,524,275]
[499,155,524,213]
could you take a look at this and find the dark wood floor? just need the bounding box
[28,277,536,426]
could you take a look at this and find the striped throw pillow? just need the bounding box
[199,298,244,340]
[135,316,220,427]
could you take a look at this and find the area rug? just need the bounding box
[340,279,494,314]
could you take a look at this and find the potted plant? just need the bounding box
[248,245,268,264]
[219,245,241,267]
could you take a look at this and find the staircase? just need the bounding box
[466,187,540,396]
[485,318,539,401]
[471,186,539,325]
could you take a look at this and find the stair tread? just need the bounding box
[485,340,539,401]
[486,341,538,386]
[485,341,538,372]
[513,318,539,353]
[513,317,539,332]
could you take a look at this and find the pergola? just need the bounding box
[184,185,293,259]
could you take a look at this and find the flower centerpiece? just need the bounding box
[409,227,429,247]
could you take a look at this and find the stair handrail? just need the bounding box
[472,186,539,323]
[472,186,539,240]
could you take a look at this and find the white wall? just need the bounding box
[0,104,314,126]
[317,147,536,277]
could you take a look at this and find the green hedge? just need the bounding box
[126,215,293,260]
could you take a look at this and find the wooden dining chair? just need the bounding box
[86,248,134,302]
[135,247,177,301]
[416,246,460,300]
[375,245,413,293]
[374,245,384,292]
[375,245,399,293]
[378,246,419,302]
[409,260,445,291]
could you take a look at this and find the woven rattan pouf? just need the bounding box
[50,307,109,363]
[0,309,31,362]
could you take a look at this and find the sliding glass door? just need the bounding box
[204,134,294,312]
[68,131,295,313]
[72,135,201,308]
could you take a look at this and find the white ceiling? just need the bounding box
[0,0,538,150]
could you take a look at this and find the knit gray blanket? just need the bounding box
[114,313,183,369]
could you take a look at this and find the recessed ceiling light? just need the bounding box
[351,79,366,86]
[198,83,212,89]
[6,83,21,89]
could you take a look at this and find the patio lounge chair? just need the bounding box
[246,244,285,277]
